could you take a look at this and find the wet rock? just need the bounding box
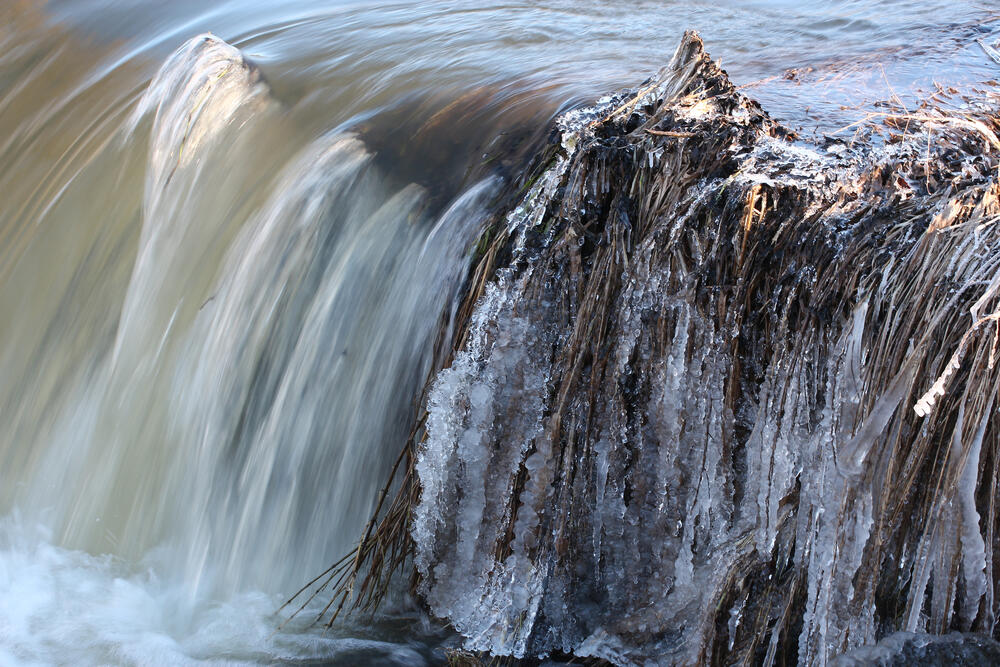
[834,632,1000,667]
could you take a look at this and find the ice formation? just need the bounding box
[408,32,1000,664]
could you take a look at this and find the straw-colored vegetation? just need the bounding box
[288,31,1000,664]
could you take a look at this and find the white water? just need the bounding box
[0,518,433,666]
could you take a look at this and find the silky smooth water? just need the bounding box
[1,1,998,664]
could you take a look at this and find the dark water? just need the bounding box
[0,1,998,664]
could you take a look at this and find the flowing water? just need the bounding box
[1,1,999,664]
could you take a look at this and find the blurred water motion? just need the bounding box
[0,1,998,663]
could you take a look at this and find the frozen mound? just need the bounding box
[314,31,1000,665]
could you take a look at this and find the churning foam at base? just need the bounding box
[0,517,433,666]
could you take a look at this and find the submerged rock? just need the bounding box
[331,31,1000,665]
[834,632,1000,666]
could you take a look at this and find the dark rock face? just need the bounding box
[390,32,1000,665]
[835,632,1000,666]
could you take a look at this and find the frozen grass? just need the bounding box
[293,31,1000,665]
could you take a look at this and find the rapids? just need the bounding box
[1,1,999,664]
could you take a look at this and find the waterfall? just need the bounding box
[0,33,495,663]
[3,3,1000,664]
[4,31,495,593]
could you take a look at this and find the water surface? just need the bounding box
[1,1,998,663]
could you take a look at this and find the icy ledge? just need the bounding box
[395,31,1000,665]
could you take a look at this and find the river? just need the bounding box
[1,1,998,664]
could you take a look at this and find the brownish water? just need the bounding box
[0,1,998,664]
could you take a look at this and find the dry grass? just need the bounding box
[288,31,1000,664]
